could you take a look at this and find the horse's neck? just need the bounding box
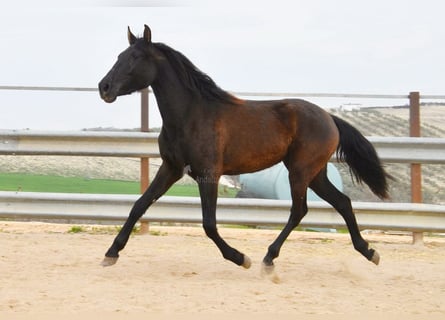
[151,63,195,127]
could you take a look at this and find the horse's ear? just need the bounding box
[127,26,137,45]
[143,24,152,44]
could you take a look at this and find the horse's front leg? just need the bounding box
[102,162,183,266]
[197,177,251,269]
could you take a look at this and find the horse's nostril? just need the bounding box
[102,83,110,93]
[99,80,110,94]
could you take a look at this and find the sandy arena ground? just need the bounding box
[0,221,444,318]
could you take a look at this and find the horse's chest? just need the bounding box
[159,129,209,163]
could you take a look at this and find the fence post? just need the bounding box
[140,88,150,234]
[409,91,423,244]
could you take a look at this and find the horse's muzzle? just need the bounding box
[98,80,117,103]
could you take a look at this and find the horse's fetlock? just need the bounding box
[353,241,368,252]
[267,245,280,259]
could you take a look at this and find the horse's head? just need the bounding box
[99,25,158,103]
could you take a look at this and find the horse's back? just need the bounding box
[241,98,338,144]
[218,99,338,175]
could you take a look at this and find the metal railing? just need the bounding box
[1,191,444,232]
[2,85,445,100]
[1,85,445,239]
[0,129,445,235]
[0,130,160,157]
[1,130,445,164]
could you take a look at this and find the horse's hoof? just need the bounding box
[371,250,380,265]
[101,256,119,267]
[242,255,252,269]
[261,263,280,283]
[261,263,275,275]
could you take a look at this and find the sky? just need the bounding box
[1,0,444,130]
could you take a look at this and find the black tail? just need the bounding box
[331,115,390,199]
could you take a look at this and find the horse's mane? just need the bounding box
[153,43,238,104]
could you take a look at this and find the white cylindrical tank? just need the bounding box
[239,163,343,201]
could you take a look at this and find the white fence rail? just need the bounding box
[1,130,445,232]
[1,130,445,164]
[1,191,445,232]
[0,130,160,157]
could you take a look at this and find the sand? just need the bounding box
[0,221,444,318]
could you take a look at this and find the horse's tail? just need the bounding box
[331,114,390,199]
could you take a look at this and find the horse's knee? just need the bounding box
[203,224,218,239]
[288,217,301,230]
[288,205,307,229]
[128,203,146,222]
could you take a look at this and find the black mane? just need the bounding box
[153,43,238,104]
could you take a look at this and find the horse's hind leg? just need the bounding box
[309,166,380,265]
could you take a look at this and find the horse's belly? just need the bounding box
[223,144,288,175]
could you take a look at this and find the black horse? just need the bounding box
[99,25,389,273]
